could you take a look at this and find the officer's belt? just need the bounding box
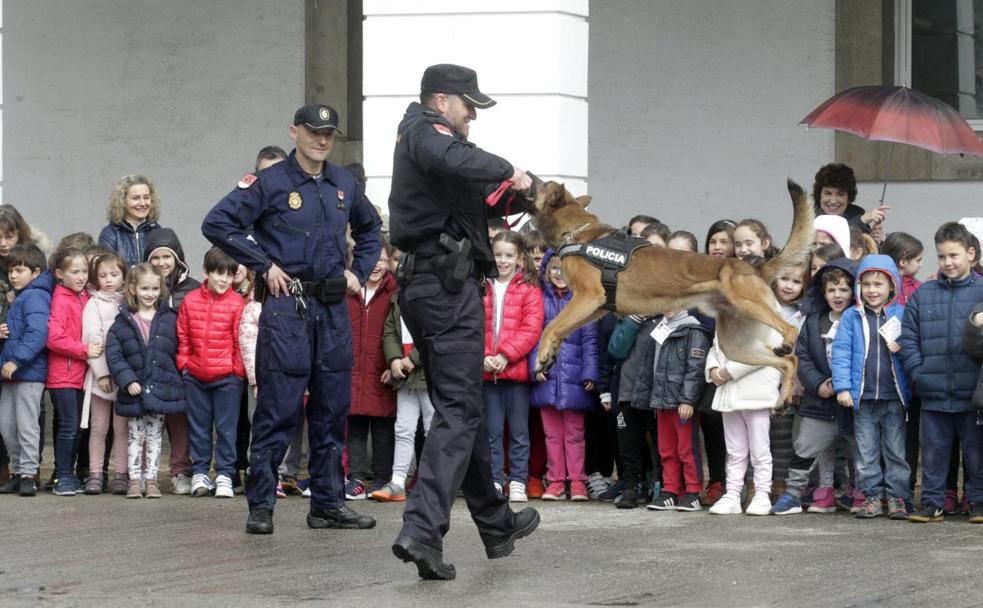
[254,275,347,304]
[556,231,652,311]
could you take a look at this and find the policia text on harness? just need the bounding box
[557,230,652,310]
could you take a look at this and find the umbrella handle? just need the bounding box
[879,143,895,204]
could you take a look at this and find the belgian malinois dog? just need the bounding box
[530,179,814,404]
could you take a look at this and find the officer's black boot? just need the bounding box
[392,534,456,581]
[246,508,274,534]
[481,507,540,559]
[307,504,376,530]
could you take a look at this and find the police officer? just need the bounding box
[202,104,381,535]
[388,64,539,580]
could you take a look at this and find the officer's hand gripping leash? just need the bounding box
[485,171,539,229]
[287,277,307,317]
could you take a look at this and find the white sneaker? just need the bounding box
[509,481,528,502]
[191,473,213,497]
[708,492,743,515]
[745,492,772,516]
[214,475,234,499]
[171,474,191,495]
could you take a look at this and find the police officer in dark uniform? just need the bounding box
[388,64,539,580]
[202,104,382,535]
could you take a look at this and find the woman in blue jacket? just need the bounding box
[98,175,162,268]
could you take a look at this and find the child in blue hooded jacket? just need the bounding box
[831,254,912,520]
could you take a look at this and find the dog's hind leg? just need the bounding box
[535,298,607,375]
[718,270,798,353]
[716,312,798,405]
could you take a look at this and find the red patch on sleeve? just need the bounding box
[238,173,257,189]
[432,124,454,137]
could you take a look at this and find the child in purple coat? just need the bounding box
[529,251,599,501]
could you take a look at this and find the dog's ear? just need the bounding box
[576,195,592,209]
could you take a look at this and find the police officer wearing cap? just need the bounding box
[202,104,381,535]
[388,64,539,580]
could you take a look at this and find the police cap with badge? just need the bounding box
[294,104,343,133]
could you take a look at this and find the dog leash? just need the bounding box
[485,174,538,229]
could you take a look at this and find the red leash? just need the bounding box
[485,181,526,229]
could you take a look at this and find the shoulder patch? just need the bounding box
[238,173,258,189]
[432,124,454,137]
[690,348,706,359]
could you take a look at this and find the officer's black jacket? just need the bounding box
[388,102,534,275]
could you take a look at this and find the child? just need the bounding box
[704,220,736,259]
[177,247,246,498]
[832,254,911,519]
[346,243,398,499]
[639,223,669,248]
[0,244,51,497]
[814,215,851,255]
[80,252,128,495]
[900,222,983,523]
[880,232,923,307]
[772,258,859,515]
[47,247,97,496]
[810,243,847,278]
[667,231,698,252]
[733,219,778,260]
[483,231,544,502]
[529,251,599,501]
[106,264,184,498]
[521,230,550,499]
[641,309,712,512]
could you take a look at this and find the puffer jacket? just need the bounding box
[142,227,200,310]
[963,302,983,409]
[176,282,246,382]
[796,258,857,420]
[482,272,543,383]
[382,293,427,392]
[900,270,983,413]
[82,289,124,400]
[46,283,91,389]
[106,306,184,416]
[528,251,598,412]
[705,331,782,412]
[348,272,398,417]
[0,271,52,383]
[831,255,911,408]
[239,298,261,387]
[98,220,161,269]
[630,312,712,411]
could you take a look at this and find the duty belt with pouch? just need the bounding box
[254,274,348,304]
[396,233,474,293]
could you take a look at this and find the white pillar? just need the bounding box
[362,0,589,220]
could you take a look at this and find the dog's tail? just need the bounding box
[760,179,815,285]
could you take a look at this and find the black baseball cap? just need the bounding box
[421,64,496,108]
[293,104,343,133]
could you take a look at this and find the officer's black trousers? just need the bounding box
[398,273,512,550]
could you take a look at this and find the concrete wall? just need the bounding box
[3,0,304,268]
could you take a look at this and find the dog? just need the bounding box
[530,179,814,405]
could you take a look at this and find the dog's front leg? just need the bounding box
[535,297,607,375]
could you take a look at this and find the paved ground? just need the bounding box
[3,485,983,608]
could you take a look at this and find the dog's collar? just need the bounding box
[561,222,596,244]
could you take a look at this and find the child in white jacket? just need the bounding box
[705,334,782,516]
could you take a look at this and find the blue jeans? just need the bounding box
[184,374,243,478]
[920,409,983,507]
[854,399,910,499]
[50,388,83,479]
[483,381,530,486]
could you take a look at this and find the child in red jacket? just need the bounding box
[177,247,245,498]
[482,232,544,503]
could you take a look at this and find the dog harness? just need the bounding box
[557,229,652,310]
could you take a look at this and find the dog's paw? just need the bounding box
[535,352,557,375]
[772,344,793,357]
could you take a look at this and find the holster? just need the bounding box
[396,233,474,293]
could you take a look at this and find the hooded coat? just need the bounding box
[831,254,912,408]
[0,271,52,383]
[46,282,91,389]
[142,228,200,310]
[813,214,851,255]
[347,271,398,417]
[81,289,125,400]
[99,220,161,269]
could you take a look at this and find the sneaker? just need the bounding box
[850,489,865,514]
[171,473,191,495]
[542,481,567,501]
[700,481,724,506]
[126,479,143,499]
[214,475,234,498]
[569,480,589,502]
[745,492,772,516]
[943,489,959,514]
[276,482,287,498]
[647,492,678,511]
[960,492,970,515]
[145,479,162,499]
[675,493,702,512]
[19,477,38,497]
[968,502,983,524]
[855,496,884,518]
[111,473,129,495]
[509,481,528,502]
[298,478,311,498]
[0,474,21,494]
[909,503,944,523]
[278,474,300,495]
[586,472,610,500]
[527,477,545,499]
[887,497,908,520]
[191,473,213,497]
[370,482,407,502]
[83,473,104,495]
[836,491,854,512]
[52,477,77,496]
[45,470,57,491]
[709,492,743,515]
[345,478,367,500]
[615,487,638,509]
[770,492,803,515]
[599,480,624,502]
[806,487,836,513]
